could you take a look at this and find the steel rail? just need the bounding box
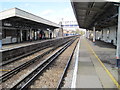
[10,38,76,90]
[1,37,74,67]
[0,44,53,67]
[0,38,74,82]
[56,39,79,90]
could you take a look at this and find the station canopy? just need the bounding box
[0,8,60,30]
[71,0,120,30]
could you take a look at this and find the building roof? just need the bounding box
[71,1,120,30]
[0,8,60,28]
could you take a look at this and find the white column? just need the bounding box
[86,30,90,39]
[30,29,32,40]
[86,30,88,38]
[52,30,54,38]
[88,30,90,39]
[20,29,23,42]
[93,27,96,42]
[116,6,120,65]
[101,29,103,40]
[49,30,51,38]
[53,30,55,38]
[26,30,29,41]
[35,30,37,40]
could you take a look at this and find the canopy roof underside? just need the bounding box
[71,1,119,30]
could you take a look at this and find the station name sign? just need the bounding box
[62,24,79,27]
[62,21,78,27]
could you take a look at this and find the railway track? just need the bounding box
[1,37,74,67]
[0,44,53,67]
[57,39,78,89]
[10,37,79,89]
[0,38,75,82]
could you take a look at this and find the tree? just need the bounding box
[75,29,85,35]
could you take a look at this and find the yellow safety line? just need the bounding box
[85,39,120,89]
[0,69,10,71]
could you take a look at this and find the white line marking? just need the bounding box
[71,38,80,88]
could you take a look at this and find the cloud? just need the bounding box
[41,9,54,16]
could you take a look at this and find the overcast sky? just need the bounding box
[0,0,77,24]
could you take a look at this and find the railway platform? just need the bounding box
[2,37,63,51]
[2,39,51,51]
[73,36,120,89]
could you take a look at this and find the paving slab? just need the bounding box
[76,37,117,88]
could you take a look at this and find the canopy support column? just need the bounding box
[93,27,96,43]
[20,29,23,42]
[88,30,90,39]
[116,6,120,68]
[86,30,89,39]
[30,29,32,41]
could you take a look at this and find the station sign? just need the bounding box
[63,24,79,27]
[62,21,79,28]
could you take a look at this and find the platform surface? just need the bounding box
[76,37,118,88]
[2,40,43,51]
[2,37,63,51]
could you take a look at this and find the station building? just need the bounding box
[0,8,61,44]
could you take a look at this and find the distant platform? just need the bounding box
[2,40,44,51]
[2,38,59,51]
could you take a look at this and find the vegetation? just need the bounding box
[75,29,85,35]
